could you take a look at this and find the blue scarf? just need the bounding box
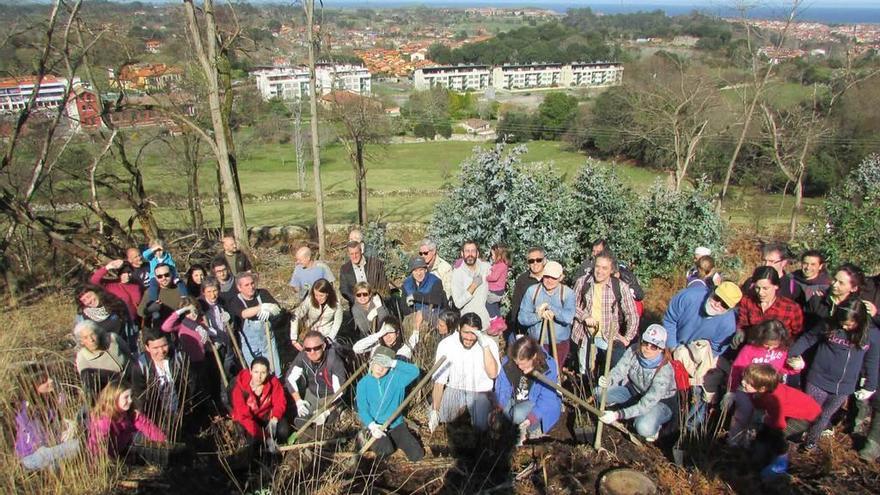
[637,351,664,369]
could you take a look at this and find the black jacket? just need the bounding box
[339,256,388,306]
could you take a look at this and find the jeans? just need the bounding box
[577,338,625,381]
[371,423,425,461]
[727,390,756,446]
[20,440,79,471]
[593,385,673,438]
[502,400,540,431]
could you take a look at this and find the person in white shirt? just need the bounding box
[451,241,491,331]
[429,313,500,432]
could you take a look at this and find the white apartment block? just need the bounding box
[414,63,623,92]
[413,65,493,91]
[251,64,371,101]
[0,75,79,113]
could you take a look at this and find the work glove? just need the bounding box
[786,356,805,371]
[106,259,124,270]
[220,310,231,324]
[542,309,556,321]
[720,391,736,410]
[471,274,483,288]
[176,304,197,316]
[475,330,491,348]
[296,399,310,417]
[314,409,331,426]
[261,303,281,316]
[597,375,610,389]
[537,303,549,315]
[428,409,440,432]
[368,422,386,440]
[599,410,619,424]
[367,308,378,321]
[406,294,415,307]
[257,310,270,322]
[855,389,876,401]
[378,323,395,337]
[730,331,746,350]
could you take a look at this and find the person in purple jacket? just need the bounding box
[15,365,79,471]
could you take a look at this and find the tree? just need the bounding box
[496,111,533,143]
[404,86,450,139]
[536,92,578,140]
[325,92,390,226]
[303,0,326,256]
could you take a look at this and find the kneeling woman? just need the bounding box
[493,336,561,444]
[356,346,424,461]
[231,357,289,449]
[595,324,678,442]
[87,383,166,458]
[15,365,79,471]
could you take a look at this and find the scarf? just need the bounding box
[636,351,664,369]
[220,277,234,293]
[83,306,110,322]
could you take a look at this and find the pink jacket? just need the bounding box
[728,343,796,391]
[90,267,142,321]
[87,411,166,457]
[161,312,207,362]
[486,261,508,292]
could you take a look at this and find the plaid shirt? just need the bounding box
[736,294,804,337]
[571,275,640,346]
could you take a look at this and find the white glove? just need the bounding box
[176,304,196,316]
[599,410,619,424]
[536,302,549,315]
[60,419,77,442]
[378,323,395,337]
[220,311,231,324]
[367,308,378,321]
[855,389,876,401]
[296,399,310,417]
[257,309,270,322]
[721,392,736,410]
[786,356,805,371]
[597,375,609,389]
[371,295,383,308]
[368,422,386,439]
[314,409,331,425]
[472,274,483,287]
[408,329,420,348]
[475,330,490,348]
[194,325,209,345]
[406,294,415,307]
[428,409,440,432]
[261,303,281,316]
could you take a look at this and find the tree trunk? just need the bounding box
[216,166,225,233]
[304,0,326,257]
[184,135,204,236]
[789,174,803,240]
[356,142,367,226]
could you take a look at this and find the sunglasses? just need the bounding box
[640,341,661,350]
[527,258,544,264]
[304,345,324,353]
[355,292,370,297]
[418,251,430,256]
[155,273,171,279]
[712,295,731,310]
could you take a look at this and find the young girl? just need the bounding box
[738,363,820,480]
[87,382,166,458]
[787,298,880,450]
[290,278,343,350]
[15,365,80,471]
[486,244,509,336]
[724,319,796,446]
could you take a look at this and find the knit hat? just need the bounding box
[543,261,563,279]
[694,246,712,257]
[714,281,743,308]
[370,345,396,365]
[642,324,667,349]
[409,257,428,272]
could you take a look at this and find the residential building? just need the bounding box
[413,65,493,91]
[65,84,191,133]
[461,118,491,134]
[316,64,371,95]
[145,39,162,53]
[492,63,563,90]
[564,63,624,88]
[0,75,79,113]
[111,63,183,92]
[250,64,371,101]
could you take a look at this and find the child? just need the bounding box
[739,363,820,480]
[723,319,796,446]
[486,243,509,336]
[143,241,188,300]
[87,382,166,458]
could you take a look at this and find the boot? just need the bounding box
[859,408,880,461]
[760,454,789,481]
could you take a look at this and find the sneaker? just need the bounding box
[644,433,659,443]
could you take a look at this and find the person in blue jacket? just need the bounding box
[356,346,424,461]
[662,281,743,356]
[518,261,576,369]
[786,298,880,450]
[493,336,562,445]
[402,257,447,316]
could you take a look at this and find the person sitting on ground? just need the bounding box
[493,336,561,446]
[184,264,207,299]
[76,284,131,340]
[290,278,343,351]
[429,313,500,433]
[138,263,187,329]
[210,258,238,304]
[356,346,424,461]
[733,266,804,349]
[595,324,678,442]
[339,241,388,307]
[508,247,546,339]
[15,365,79,471]
[419,237,453,299]
[288,245,335,302]
[792,250,831,306]
[230,357,288,451]
[451,241,491,332]
[686,255,720,290]
[485,243,509,334]
[74,320,130,399]
[401,257,447,327]
[518,260,576,369]
[286,331,348,429]
[87,382,166,458]
[353,318,419,362]
[737,364,820,481]
[786,298,880,451]
[351,282,389,337]
[723,320,798,447]
[226,272,283,376]
[90,259,142,322]
[131,329,194,423]
[220,236,252,276]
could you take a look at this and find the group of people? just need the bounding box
[14,231,880,484]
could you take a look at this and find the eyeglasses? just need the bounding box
[640,341,661,350]
[303,345,324,353]
[155,273,171,279]
[355,292,370,297]
[418,251,430,256]
[527,258,544,264]
[763,258,783,265]
[712,295,731,310]
[213,267,227,273]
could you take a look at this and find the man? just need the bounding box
[288,246,335,301]
[137,263,185,328]
[451,241,491,332]
[791,249,831,306]
[419,238,453,298]
[569,239,608,282]
[211,258,238,304]
[571,239,645,309]
[429,313,500,432]
[339,240,388,306]
[226,272,282,376]
[743,242,798,301]
[220,236,252,276]
[348,228,376,258]
[518,261,576,368]
[508,247,546,337]
[571,251,640,376]
[286,330,348,428]
[131,329,194,423]
[127,247,151,289]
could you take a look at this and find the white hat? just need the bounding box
[542,261,563,279]
[642,324,668,349]
[694,246,712,257]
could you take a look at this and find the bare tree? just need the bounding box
[303,0,327,257]
[292,100,307,191]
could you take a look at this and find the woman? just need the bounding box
[352,317,418,361]
[686,255,719,289]
[15,365,79,470]
[185,265,207,298]
[290,278,343,350]
[804,263,865,331]
[89,259,142,321]
[402,257,447,315]
[594,324,678,442]
[75,284,130,338]
[161,299,210,363]
[787,298,880,450]
[74,320,130,399]
[87,382,166,458]
[437,309,459,337]
[230,357,289,448]
[736,266,804,342]
[351,282,388,337]
[493,336,561,445]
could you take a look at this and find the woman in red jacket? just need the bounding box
[89,259,143,322]
[230,357,289,450]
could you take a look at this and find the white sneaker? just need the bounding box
[821,429,834,438]
[644,433,659,443]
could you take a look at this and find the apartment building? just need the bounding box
[414,63,623,92]
[564,63,624,88]
[492,63,563,90]
[413,65,493,91]
[0,75,78,113]
[251,64,371,101]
